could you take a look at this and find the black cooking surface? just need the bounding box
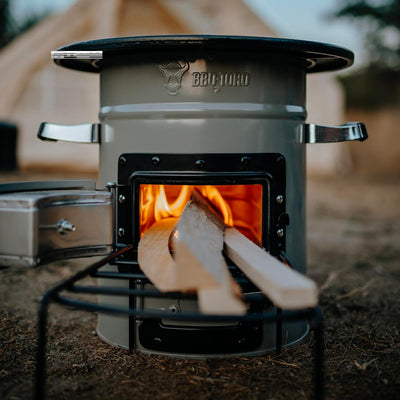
[52,35,354,73]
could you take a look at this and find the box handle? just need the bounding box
[37,122,100,143]
[304,122,368,143]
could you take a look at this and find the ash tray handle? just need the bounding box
[40,219,76,235]
[304,122,368,143]
[37,122,100,143]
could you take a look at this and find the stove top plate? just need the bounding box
[52,35,354,74]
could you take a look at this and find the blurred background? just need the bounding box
[1,3,399,399]
[0,0,399,176]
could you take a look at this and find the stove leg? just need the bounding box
[35,293,51,400]
[275,307,283,355]
[310,307,324,400]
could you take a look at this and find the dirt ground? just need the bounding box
[0,171,399,400]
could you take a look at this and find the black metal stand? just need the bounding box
[35,246,324,400]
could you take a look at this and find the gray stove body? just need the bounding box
[97,51,308,356]
[3,36,367,357]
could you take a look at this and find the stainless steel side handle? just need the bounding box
[37,122,100,143]
[304,122,368,144]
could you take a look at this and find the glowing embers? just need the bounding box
[139,184,262,245]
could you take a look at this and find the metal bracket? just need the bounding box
[37,122,100,143]
[304,122,368,143]
[51,51,103,60]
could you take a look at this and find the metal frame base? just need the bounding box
[35,246,324,400]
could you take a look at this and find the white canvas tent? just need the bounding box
[0,0,348,174]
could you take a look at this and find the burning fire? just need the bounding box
[139,184,262,245]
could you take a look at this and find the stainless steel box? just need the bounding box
[0,182,113,267]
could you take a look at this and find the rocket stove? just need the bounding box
[0,35,368,399]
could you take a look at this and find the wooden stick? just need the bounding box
[172,190,246,315]
[224,227,318,309]
[137,207,246,314]
[188,190,318,309]
[138,189,317,312]
[138,218,190,292]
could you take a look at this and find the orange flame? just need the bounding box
[139,184,262,245]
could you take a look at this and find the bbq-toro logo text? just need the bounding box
[159,61,251,95]
[192,71,250,93]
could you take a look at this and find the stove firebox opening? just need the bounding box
[116,153,287,264]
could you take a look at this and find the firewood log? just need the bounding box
[187,189,318,309]
[172,193,247,315]
[137,212,246,314]
[138,189,318,313]
[137,217,184,292]
[224,228,318,309]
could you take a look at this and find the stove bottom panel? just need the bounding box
[138,320,263,354]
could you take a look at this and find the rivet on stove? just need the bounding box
[276,195,284,204]
[152,156,160,166]
[118,228,125,237]
[106,181,116,189]
[119,156,127,166]
[153,337,162,345]
[118,194,126,204]
[169,305,180,313]
[241,156,251,166]
[195,159,205,168]
[277,228,285,238]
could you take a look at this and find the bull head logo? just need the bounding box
[159,61,190,95]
